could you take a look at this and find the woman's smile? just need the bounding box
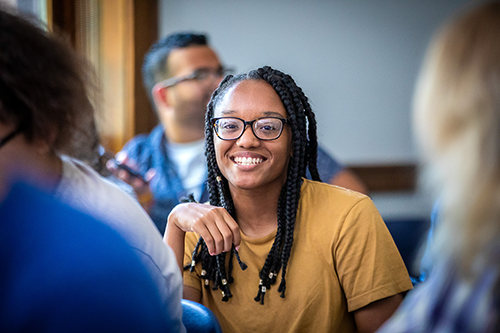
[231,155,265,166]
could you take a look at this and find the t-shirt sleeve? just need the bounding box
[334,197,413,312]
[183,231,202,291]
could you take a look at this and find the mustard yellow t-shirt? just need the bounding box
[184,179,412,333]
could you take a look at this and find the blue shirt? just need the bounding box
[0,183,174,332]
[377,258,500,333]
[122,125,343,234]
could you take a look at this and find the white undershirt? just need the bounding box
[166,139,206,201]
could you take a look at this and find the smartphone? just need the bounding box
[100,146,147,183]
[112,159,147,183]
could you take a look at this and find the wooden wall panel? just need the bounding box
[133,0,158,135]
[98,0,134,152]
[50,0,158,153]
[347,163,418,192]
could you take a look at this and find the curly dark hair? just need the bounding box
[141,32,208,105]
[185,66,321,304]
[0,6,98,161]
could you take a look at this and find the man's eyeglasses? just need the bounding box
[0,127,21,150]
[212,117,288,141]
[159,67,234,88]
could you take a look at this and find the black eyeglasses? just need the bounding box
[159,67,234,88]
[0,127,21,150]
[213,117,288,141]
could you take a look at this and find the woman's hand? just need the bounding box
[169,203,241,255]
[165,203,241,271]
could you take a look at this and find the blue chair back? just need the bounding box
[384,218,430,278]
[181,299,222,333]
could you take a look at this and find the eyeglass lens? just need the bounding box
[193,67,231,81]
[161,67,233,88]
[214,117,285,140]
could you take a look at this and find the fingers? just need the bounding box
[131,168,155,190]
[181,204,240,256]
[203,217,235,255]
[227,218,241,250]
[114,151,128,164]
[145,168,156,182]
[106,152,149,190]
[117,168,133,183]
[107,159,133,184]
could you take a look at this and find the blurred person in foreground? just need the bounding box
[378,2,500,332]
[0,6,184,332]
[109,32,368,235]
[0,183,173,332]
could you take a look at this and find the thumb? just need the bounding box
[145,168,156,182]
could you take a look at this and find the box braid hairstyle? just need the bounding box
[185,66,321,305]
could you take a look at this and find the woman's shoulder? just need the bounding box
[299,178,379,223]
[301,178,368,204]
[57,156,154,226]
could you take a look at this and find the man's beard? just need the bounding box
[176,92,212,129]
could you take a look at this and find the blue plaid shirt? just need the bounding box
[377,257,500,333]
[122,125,343,234]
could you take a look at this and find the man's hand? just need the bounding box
[107,151,156,211]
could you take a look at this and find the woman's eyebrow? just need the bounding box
[262,111,285,118]
[217,110,285,117]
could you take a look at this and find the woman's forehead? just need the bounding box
[214,80,286,118]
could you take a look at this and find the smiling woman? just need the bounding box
[213,80,293,193]
[165,66,413,333]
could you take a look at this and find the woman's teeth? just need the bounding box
[234,156,263,165]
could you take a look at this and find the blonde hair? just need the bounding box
[414,2,500,278]
[414,2,500,277]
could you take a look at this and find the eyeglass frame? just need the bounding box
[158,66,235,88]
[0,127,21,150]
[212,116,289,141]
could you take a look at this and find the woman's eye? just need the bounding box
[259,124,277,131]
[221,122,239,131]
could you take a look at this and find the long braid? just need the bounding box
[253,187,285,303]
[277,121,302,297]
[288,78,321,181]
[270,187,287,282]
[274,73,309,296]
[186,66,319,304]
[252,68,294,303]
[183,74,245,301]
[275,73,320,296]
[250,68,302,296]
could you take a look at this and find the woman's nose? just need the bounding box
[236,125,260,147]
